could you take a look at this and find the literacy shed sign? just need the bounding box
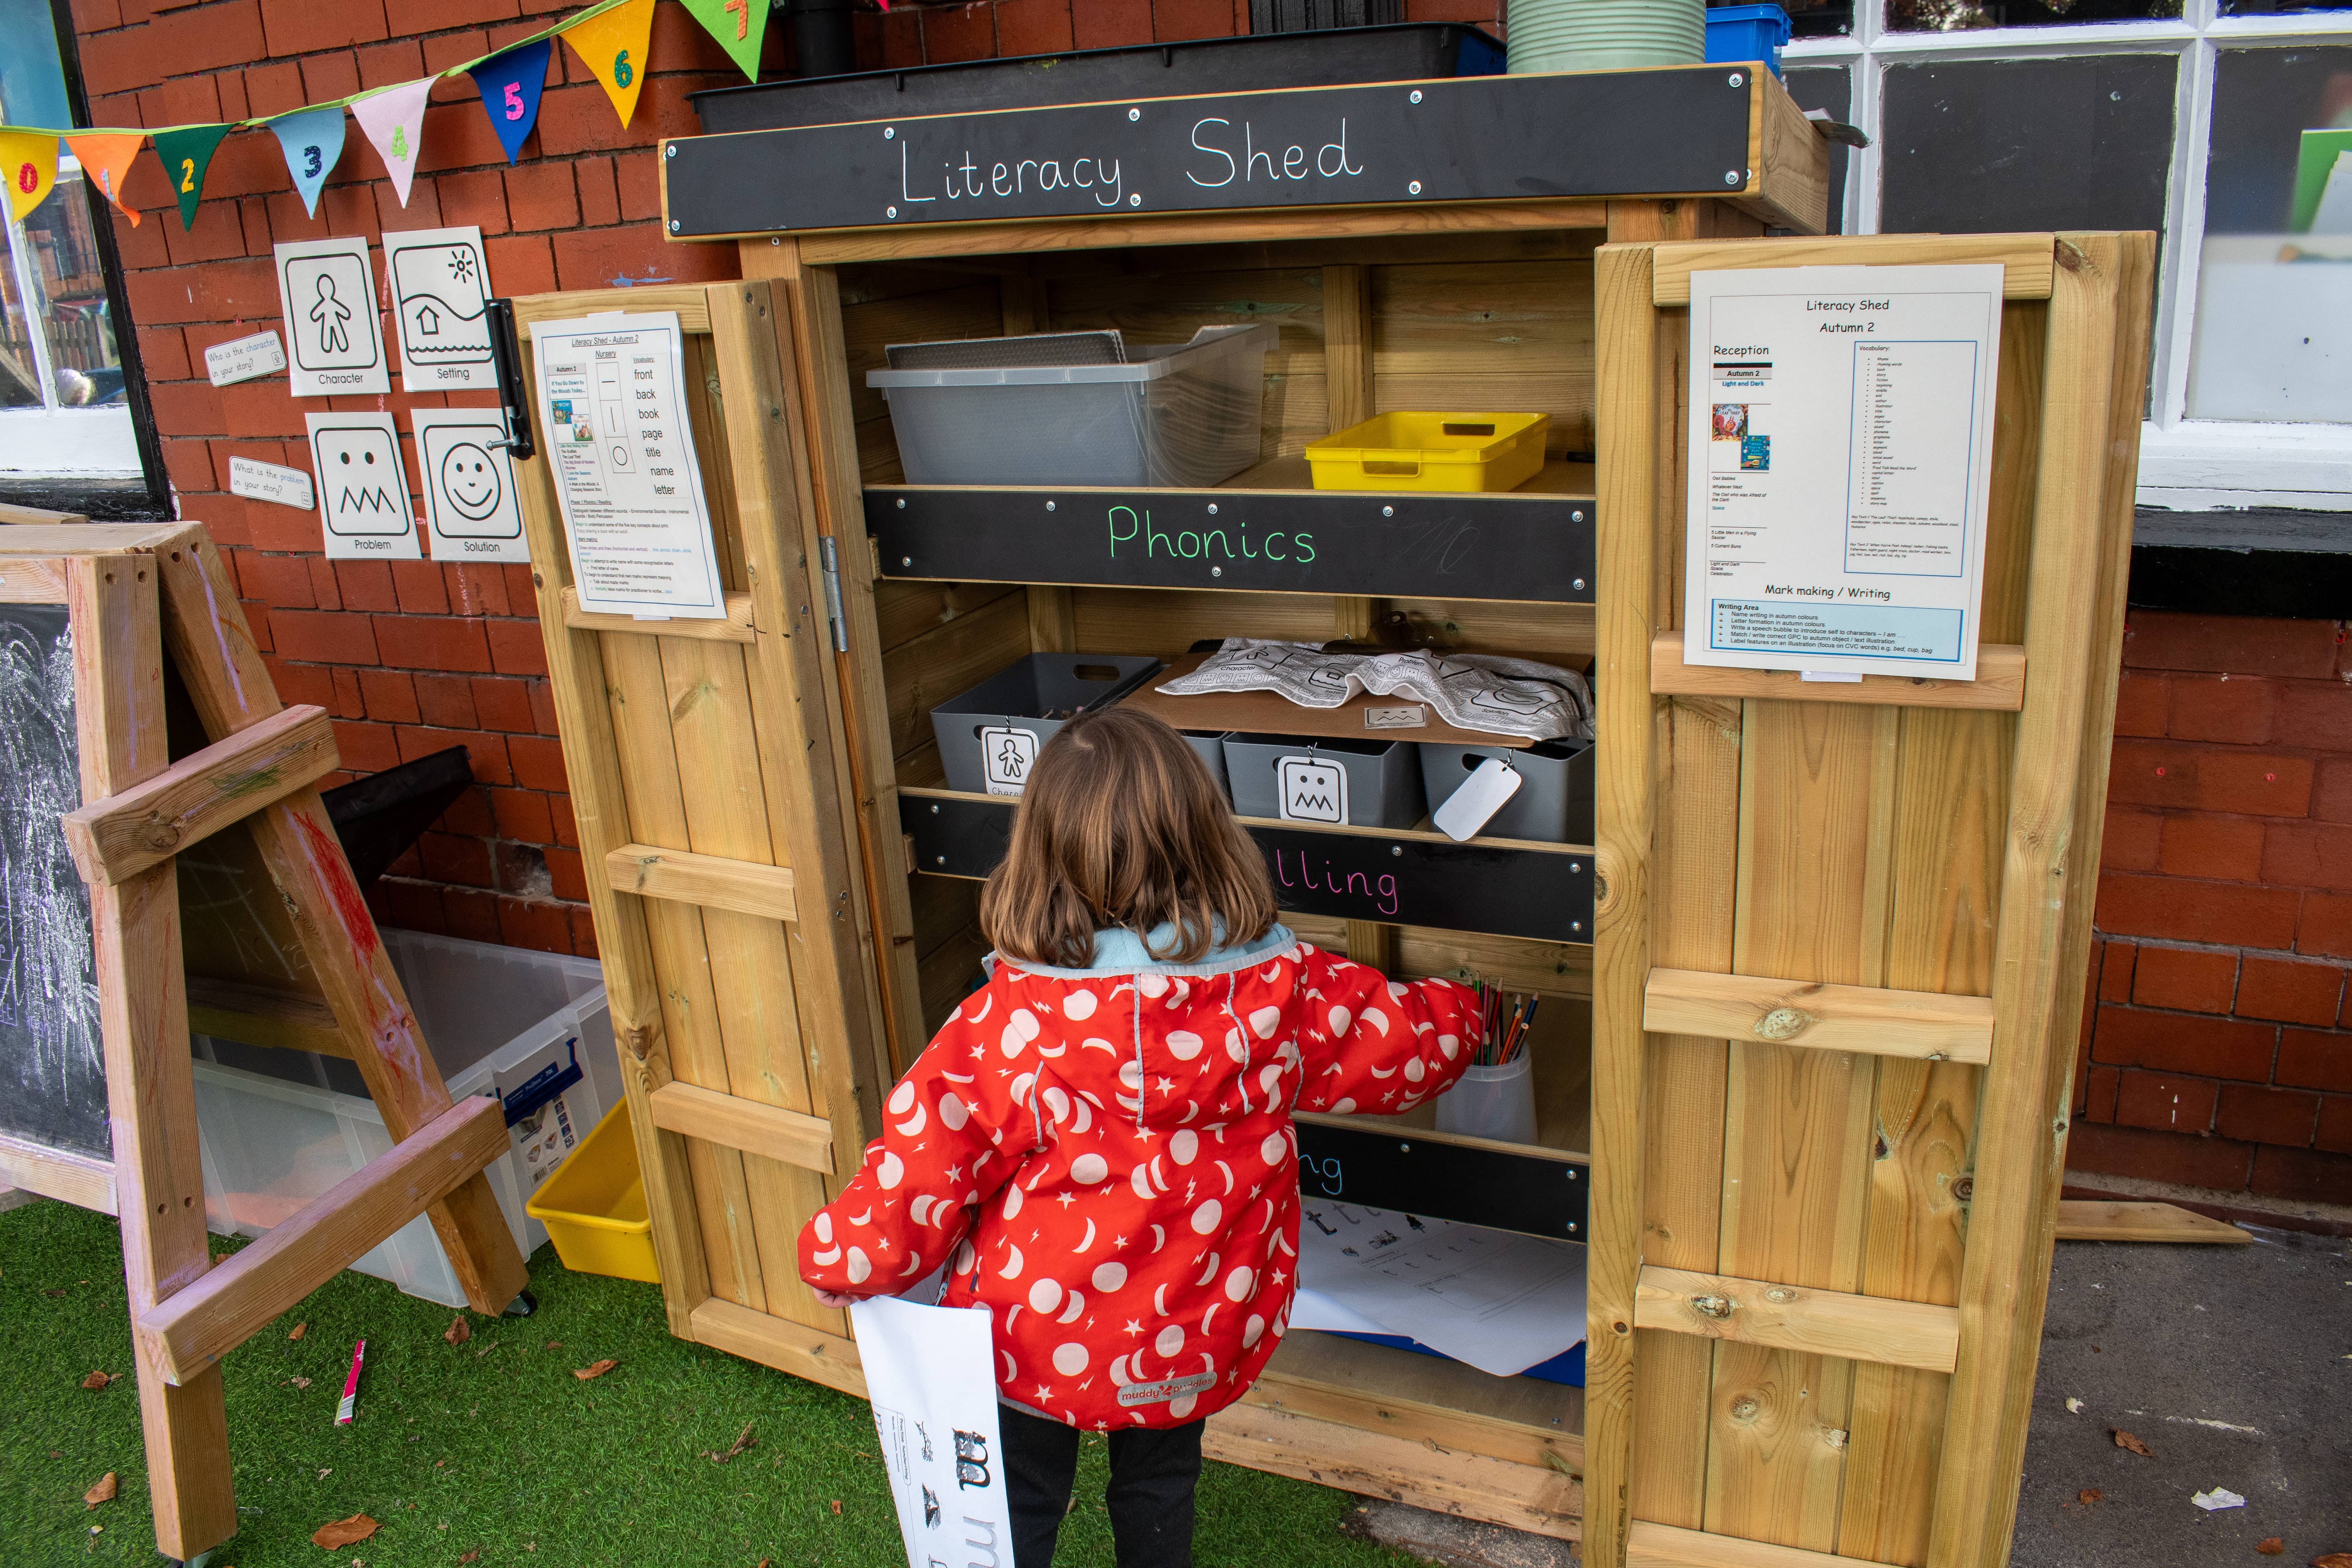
[662,68,1756,237]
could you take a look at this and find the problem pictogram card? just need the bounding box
[412,408,528,562]
[275,237,388,396]
[385,226,495,390]
[307,412,421,560]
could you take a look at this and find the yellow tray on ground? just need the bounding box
[525,1097,659,1284]
[1303,411,1549,493]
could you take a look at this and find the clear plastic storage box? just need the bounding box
[868,325,1278,487]
[189,930,618,1308]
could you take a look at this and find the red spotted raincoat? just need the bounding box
[798,927,1479,1430]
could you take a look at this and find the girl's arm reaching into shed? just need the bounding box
[1291,946,1481,1118]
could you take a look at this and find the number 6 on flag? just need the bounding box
[558,0,655,128]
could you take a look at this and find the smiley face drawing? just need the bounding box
[311,422,408,536]
[438,441,504,522]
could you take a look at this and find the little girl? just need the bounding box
[800,708,1478,1568]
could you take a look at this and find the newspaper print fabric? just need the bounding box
[1154,639,1593,742]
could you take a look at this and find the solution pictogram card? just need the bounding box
[275,237,388,396]
[307,412,421,560]
[411,408,528,562]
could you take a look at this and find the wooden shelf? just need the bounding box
[900,786,1594,944]
[865,458,1595,604]
[1253,1329,1584,1474]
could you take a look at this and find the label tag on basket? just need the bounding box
[1434,757,1522,842]
[980,726,1038,795]
[1363,705,1426,730]
[1278,756,1348,825]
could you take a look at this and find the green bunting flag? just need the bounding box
[152,123,231,231]
[679,0,766,83]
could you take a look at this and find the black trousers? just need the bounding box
[999,1403,1205,1568]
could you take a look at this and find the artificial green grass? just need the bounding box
[0,1200,1413,1566]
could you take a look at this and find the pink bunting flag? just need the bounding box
[352,78,435,207]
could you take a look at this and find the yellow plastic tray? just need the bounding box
[1304,411,1550,493]
[524,1098,659,1285]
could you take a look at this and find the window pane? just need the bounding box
[1880,55,2176,234]
[1886,0,2180,30]
[1783,65,1850,232]
[0,226,43,408]
[2219,0,2352,17]
[21,166,125,405]
[1775,0,1857,40]
[2186,46,2352,422]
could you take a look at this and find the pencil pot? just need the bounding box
[1435,1056,1538,1145]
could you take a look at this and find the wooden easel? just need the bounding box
[0,520,528,1565]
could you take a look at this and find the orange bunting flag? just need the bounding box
[562,0,656,128]
[64,133,145,227]
[0,131,57,223]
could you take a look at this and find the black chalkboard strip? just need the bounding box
[664,68,1758,239]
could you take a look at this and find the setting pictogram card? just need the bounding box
[274,237,388,397]
[306,411,421,560]
[385,226,495,391]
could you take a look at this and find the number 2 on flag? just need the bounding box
[724,0,748,38]
[180,157,195,193]
[504,81,525,120]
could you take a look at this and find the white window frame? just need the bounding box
[1788,0,2352,514]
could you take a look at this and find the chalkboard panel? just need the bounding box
[901,789,1593,945]
[1294,1118,1587,1240]
[665,68,1756,237]
[0,604,105,1158]
[868,486,1595,604]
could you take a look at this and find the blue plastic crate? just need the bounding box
[1705,3,1791,77]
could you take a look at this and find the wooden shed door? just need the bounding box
[509,282,890,1369]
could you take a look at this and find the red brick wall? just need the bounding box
[2076,610,2352,1206]
[850,1,1505,65]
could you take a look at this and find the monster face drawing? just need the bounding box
[312,422,408,536]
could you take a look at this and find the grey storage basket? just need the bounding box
[929,653,1164,796]
[1223,734,1426,830]
[1418,738,1594,844]
[869,324,1279,487]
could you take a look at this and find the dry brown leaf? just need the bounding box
[2311,1556,2352,1568]
[288,1321,308,1341]
[79,1370,115,1390]
[460,1554,479,1565]
[291,1375,312,1389]
[703,1422,757,1465]
[310,1513,378,1549]
[573,1358,618,1381]
[2077,1489,2104,1506]
[2256,1541,2284,1556]
[830,1500,841,1516]
[444,1316,471,1347]
[41,1288,64,1298]
[2112,1429,2153,1456]
[544,1340,561,1351]
[82,1472,116,1508]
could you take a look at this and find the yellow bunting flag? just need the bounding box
[562,0,656,128]
[0,131,57,222]
[63,133,145,227]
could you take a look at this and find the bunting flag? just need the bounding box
[154,123,231,231]
[0,131,57,222]
[270,106,347,218]
[64,132,144,226]
[352,78,435,207]
[680,0,765,83]
[562,0,655,128]
[467,39,552,166]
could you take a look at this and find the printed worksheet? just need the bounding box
[1291,1203,1585,1377]
[1681,264,2003,681]
[528,312,725,619]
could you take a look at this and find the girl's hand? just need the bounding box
[813,1288,863,1309]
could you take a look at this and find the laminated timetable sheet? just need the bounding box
[530,312,727,620]
[1682,264,2003,681]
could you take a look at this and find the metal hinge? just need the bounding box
[817,536,848,653]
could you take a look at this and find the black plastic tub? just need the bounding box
[690,22,1504,135]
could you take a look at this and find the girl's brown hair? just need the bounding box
[980,707,1277,969]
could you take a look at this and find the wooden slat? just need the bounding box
[1630,1520,1851,1568]
[1742,80,1829,237]
[1643,969,1993,1064]
[186,976,351,1059]
[0,501,87,525]
[0,1132,115,1214]
[1249,1330,1585,1475]
[70,554,237,1561]
[137,1097,509,1386]
[1652,634,2027,712]
[1929,233,2154,1568]
[2055,1199,2251,1245]
[62,704,338,886]
[561,586,757,644]
[605,841,798,923]
[1206,1399,1584,1543]
[153,528,529,1320]
[0,521,183,552]
[1636,1266,1960,1375]
[0,553,71,601]
[689,1294,867,1399]
[648,1079,836,1175]
[510,283,714,334]
[1650,235,2058,305]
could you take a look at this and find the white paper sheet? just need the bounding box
[1681,264,2003,681]
[528,312,726,619]
[1292,1202,1585,1377]
[851,1296,1017,1568]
